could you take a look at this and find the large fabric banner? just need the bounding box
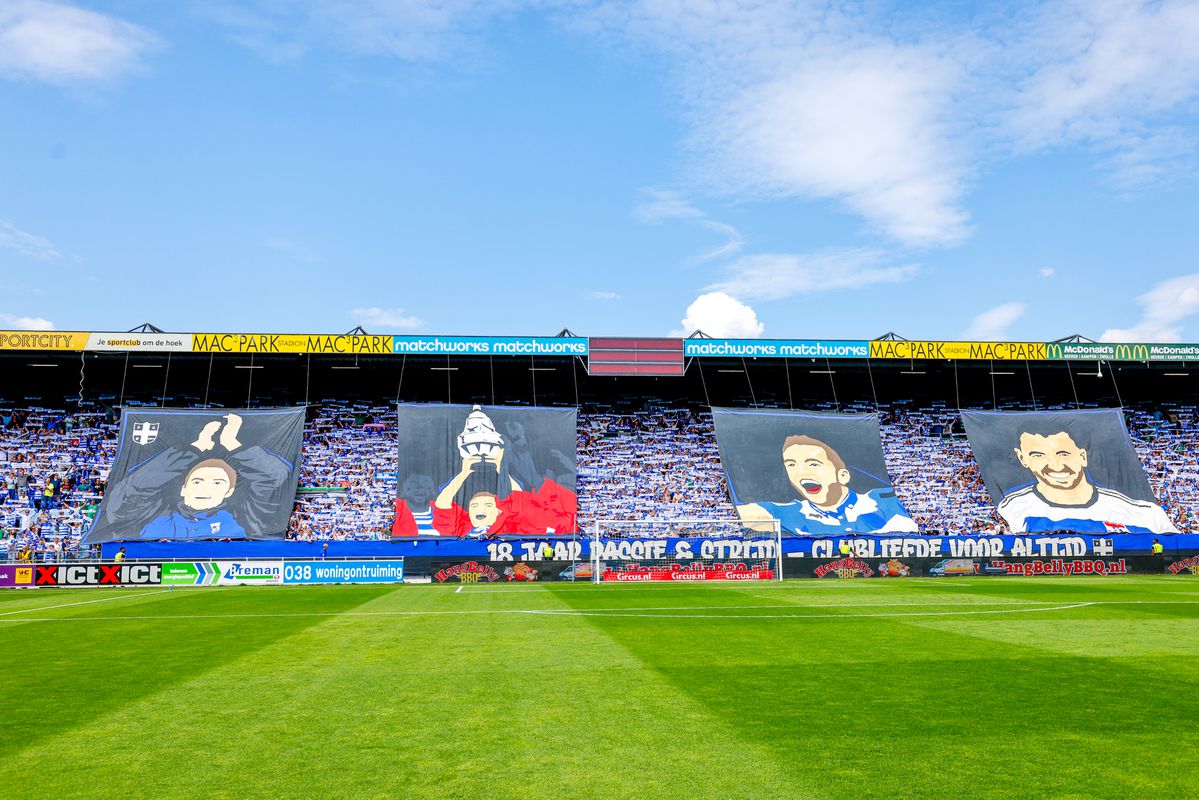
[393,404,577,537]
[960,409,1178,534]
[84,408,305,543]
[712,408,917,535]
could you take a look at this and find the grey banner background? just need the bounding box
[711,408,900,505]
[396,404,577,508]
[85,407,305,543]
[959,409,1155,503]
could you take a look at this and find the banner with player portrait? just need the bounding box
[960,409,1177,534]
[712,408,917,535]
[392,404,577,537]
[83,408,306,544]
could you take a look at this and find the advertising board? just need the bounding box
[282,560,405,584]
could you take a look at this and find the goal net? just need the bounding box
[590,518,782,583]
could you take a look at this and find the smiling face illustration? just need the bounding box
[467,492,501,528]
[782,438,852,509]
[180,460,236,511]
[1014,431,1089,492]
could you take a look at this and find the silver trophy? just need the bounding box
[457,405,504,463]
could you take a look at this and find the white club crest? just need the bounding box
[131,422,159,445]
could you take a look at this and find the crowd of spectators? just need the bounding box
[5,399,1199,553]
[576,408,734,533]
[1,407,115,560]
[287,402,398,541]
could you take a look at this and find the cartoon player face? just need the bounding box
[782,436,851,509]
[180,460,236,511]
[1014,431,1089,491]
[400,474,435,507]
[467,492,501,529]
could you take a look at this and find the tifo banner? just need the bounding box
[683,339,868,358]
[394,404,577,537]
[712,408,917,535]
[960,409,1177,534]
[282,560,405,584]
[869,340,1047,360]
[84,408,305,544]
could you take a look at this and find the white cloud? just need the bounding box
[1039,267,1056,279]
[1008,0,1199,186]
[963,302,1026,340]
[590,291,620,301]
[634,188,743,263]
[633,189,703,223]
[1101,273,1199,342]
[209,0,523,63]
[708,248,919,302]
[0,1,158,85]
[671,291,763,338]
[0,312,55,330]
[350,306,424,330]
[584,4,973,248]
[0,219,59,259]
[704,47,970,247]
[1011,1,1199,146]
[695,220,743,262]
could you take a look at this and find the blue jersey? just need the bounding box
[757,489,918,535]
[139,508,246,540]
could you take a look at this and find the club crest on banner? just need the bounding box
[132,422,159,445]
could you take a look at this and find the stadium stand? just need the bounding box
[5,395,1199,557]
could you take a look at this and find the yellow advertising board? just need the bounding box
[0,331,88,351]
[869,340,1047,361]
[190,333,393,354]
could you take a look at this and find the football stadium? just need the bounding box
[2,331,1198,798]
[7,2,1199,797]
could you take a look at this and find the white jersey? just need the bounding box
[997,485,1178,534]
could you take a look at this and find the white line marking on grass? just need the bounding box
[0,590,173,617]
[453,579,991,594]
[0,600,1134,623]
[517,603,1099,619]
[455,586,463,594]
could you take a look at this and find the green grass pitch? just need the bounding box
[2,576,1198,799]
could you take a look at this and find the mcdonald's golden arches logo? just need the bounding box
[1114,344,1149,361]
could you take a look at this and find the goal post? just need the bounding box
[590,518,783,583]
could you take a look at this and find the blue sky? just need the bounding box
[3,1,1199,342]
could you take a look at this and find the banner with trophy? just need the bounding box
[392,404,578,537]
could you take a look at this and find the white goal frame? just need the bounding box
[589,518,784,584]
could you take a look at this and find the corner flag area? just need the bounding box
[2,577,1197,799]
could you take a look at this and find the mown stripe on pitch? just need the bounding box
[0,584,819,800]
[0,585,399,760]
[546,580,1199,799]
